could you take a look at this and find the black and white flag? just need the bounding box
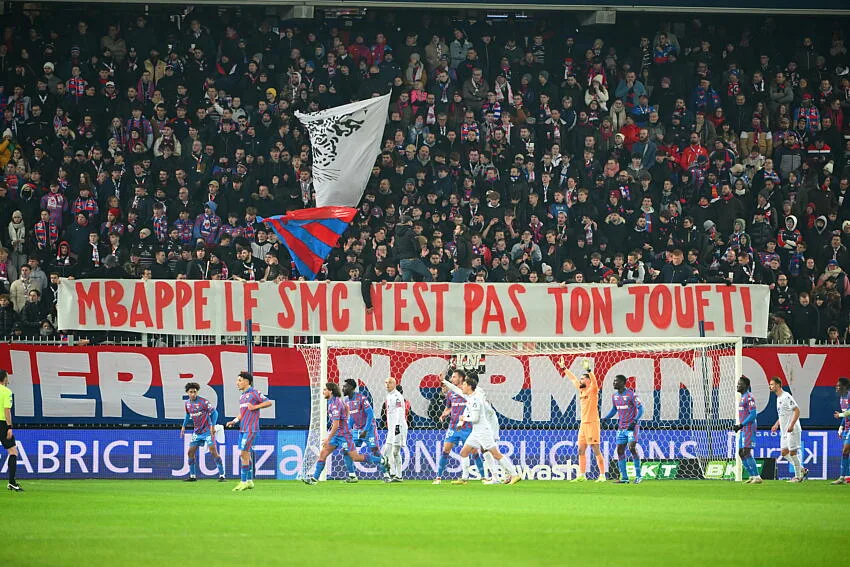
[295,93,390,208]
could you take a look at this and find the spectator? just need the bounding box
[9,265,41,312]
[791,291,820,341]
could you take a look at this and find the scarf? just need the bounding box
[9,219,25,253]
[90,243,101,267]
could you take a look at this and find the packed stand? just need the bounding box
[0,8,848,343]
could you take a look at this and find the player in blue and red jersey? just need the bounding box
[180,382,225,482]
[833,377,850,485]
[342,379,381,483]
[434,368,486,484]
[602,374,644,484]
[732,376,762,484]
[303,382,386,485]
[226,371,273,492]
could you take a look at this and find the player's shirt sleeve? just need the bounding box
[786,395,799,410]
[1,388,12,410]
[330,400,344,424]
[467,396,482,424]
[363,402,375,429]
[443,379,467,399]
[182,412,192,428]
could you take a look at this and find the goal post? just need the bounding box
[298,336,743,482]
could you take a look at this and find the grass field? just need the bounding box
[3,479,846,567]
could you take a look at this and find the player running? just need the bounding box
[769,376,808,483]
[382,377,408,482]
[732,376,763,484]
[602,374,644,484]
[342,379,380,483]
[443,373,521,485]
[557,357,606,482]
[832,377,850,485]
[180,382,225,482]
[0,370,22,492]
[303,382,386,485]
[434,368,487,485]
[226,371,273,492]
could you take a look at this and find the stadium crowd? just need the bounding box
[0,7,848,343]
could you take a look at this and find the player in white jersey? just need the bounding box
[382,377,408,483]
[443,373,521,485]
[769,376,808,482]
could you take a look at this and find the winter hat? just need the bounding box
[703,220,716,232]
[108,207,121,218]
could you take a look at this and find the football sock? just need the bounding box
[366,452,383,466]
[189,460,197,477]
[392,446,402,477]
[632,456,642,478]
[483,452,499,479]
[618,458,629,481]
[473,453,485,477]
[595,453,606,476]
[498,455,517,477]
[788,453,803,478]
[437,452,449,477]
[215,456,224,476]
[744,456,758,477]
[343,454,355,474]
[8,454,16,484]
[460,456,470,479]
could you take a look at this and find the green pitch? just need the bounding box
[5,480,845,566]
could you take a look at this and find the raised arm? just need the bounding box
[556,356,581,388]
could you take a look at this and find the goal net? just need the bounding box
[297,336,742,482]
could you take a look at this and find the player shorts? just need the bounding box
[352,427,378,449]
[0,422,15,450]
[189,431,215,448]
[238,431,257,452]
[780,429,802,451]
[444,427,472,446]
[329,433,356,452]
[737,430,756,450]
[385,428,408,447]
[616,426,639,445]
[464,429,497,452]
[842,428,850,445]
[578,422,601,445]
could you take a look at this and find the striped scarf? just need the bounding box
[68,76,87,98]
[173,219,193,244]
[152,215,168,243]
[34,220,59,248]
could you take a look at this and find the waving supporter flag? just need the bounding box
[295,93,391,207]
[260,207,357,280]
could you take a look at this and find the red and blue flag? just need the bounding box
[259,207,357,280]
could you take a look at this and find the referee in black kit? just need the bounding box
[0,369,22,491]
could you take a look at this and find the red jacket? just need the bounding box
[679,143,709,171]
